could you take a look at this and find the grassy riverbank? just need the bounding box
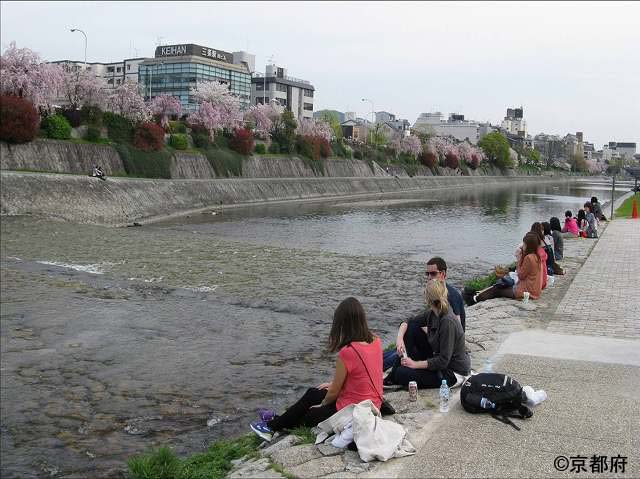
[615,192,639,218]
[127,426,315,479]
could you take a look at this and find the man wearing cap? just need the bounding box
[383,257,466,371]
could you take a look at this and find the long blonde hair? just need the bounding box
[425,279,449,316]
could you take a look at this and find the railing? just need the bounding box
[251,72,311,85]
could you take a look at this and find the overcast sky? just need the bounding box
[2,1,638,148]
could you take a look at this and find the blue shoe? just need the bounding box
[258,408,276,422]
[250,421,273,441]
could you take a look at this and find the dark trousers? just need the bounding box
[386,320,455,388]
[267,388,337,431]
[383,318,434,371]
[476,285,515,302]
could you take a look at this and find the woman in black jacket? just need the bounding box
[385,280,470,389]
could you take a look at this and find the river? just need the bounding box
[0,177,628,478]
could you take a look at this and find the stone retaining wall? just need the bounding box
[0,171,571,227]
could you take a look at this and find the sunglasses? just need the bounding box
[425,270,442,278]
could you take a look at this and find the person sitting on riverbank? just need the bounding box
[591,197,607,221]
[577,209,587,237]
[515,223,548,289]
[249,297,382,441]
[384,280,470,389]
[92,165,106,181]
[382,257,466,372]
[583,202,599,238]
[562,210,579,237]
[471,232,543,304]
[550,217,564,261]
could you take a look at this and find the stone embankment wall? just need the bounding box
[0,140,125,175]
[170,152,217,179]
[1,171,570,227]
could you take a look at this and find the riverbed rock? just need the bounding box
[271,444,322,468]
[227,457,283,478]
[259,434,302,458]
[286,455,345,478]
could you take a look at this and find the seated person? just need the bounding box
[472,232,543,304]
[384,280,470,389]
[383,257,465,371]
[583,202,598,238]
[591,197,606,221]
[249,297,382,441]
[549,217,564,261]
[92,165,106,180]
[562,210,579,237]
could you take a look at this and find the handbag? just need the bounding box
[349,344,395,416]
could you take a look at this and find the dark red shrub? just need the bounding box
[445,151,460,169]
[133,122,165,151]
[419,151,438,168]
[470,153,480,169]
[0,94,39,144]
[229,128,255,156]
[317,137,332,158]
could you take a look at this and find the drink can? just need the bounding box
[408,381,418,401]
[523,291,530,304]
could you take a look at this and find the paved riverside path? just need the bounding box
[378,219,640,479]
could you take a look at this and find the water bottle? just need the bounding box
[439,379,450,413]
[484,358,494,373]
[480,397,496,410]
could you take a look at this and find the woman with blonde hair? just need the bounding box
[385,280,470,389]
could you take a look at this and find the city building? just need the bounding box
[137,44,254,113]
[500,107,527,137]
[251,64,314,120]
[602,142,637,162]
[412,112,480,144]
[50,58,146,89]
[375,111,395,123]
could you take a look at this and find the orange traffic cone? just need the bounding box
[632,199,639,219]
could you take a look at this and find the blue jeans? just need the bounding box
[383,350,399,371]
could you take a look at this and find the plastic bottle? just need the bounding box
[484,358,494,373]
[480,397,496,409]
[439,379,450,413]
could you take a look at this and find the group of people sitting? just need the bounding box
[467,196,606,306]
[250,257,469,441]
[248,197,607,443]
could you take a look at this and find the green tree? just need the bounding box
[272,110,297,154]
[523,148,541,166]
[478,132,513,169]
[316,110,343,140]
[572,152,588,172]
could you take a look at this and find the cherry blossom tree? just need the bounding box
[149,94,182,129]
[106,81,149,122]
[60,66,106,110]
[243,103,282,139]
[296,118,333,141]
[191,81,242,130]
[0,42,64,111]
[187,101,222,140]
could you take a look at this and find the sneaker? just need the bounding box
[249,421,273,442]
[257,408,275,422]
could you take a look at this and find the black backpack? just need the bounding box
[460,373,533,430]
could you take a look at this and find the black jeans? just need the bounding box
[267,388,337,431]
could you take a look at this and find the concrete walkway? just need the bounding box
[385,219,640,478]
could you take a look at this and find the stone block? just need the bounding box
[271,444,322,468]
[286,455,345,479]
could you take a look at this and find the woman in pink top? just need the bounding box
[250,297,383,441]
[562,210,579,237]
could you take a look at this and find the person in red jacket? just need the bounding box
[473,233,543,303]
[562,210,579,237]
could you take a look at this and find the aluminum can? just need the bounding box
[408,381,418,401]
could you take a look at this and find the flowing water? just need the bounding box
[0,178,629,478]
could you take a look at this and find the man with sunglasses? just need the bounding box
[383,257,466,372]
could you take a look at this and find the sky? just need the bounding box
[1,1,639,149]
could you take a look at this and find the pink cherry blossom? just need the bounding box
[60,66,106,110]
[149,94,182,129]
[0,42,64,111]
[296,118,333,141]
[187,101,222,140]
[191,81,242,130]
[106,80,149,121]
[243,103,282,139]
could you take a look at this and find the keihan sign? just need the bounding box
[154,44,233,64]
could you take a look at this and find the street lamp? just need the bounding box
[70,28,87,70]
[362,98,375,147]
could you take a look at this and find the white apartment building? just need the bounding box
[50,58,146,89]
[500,107,527,137]
[251,64,314,120]
[413,112,480,144]
[603,142,637,163]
